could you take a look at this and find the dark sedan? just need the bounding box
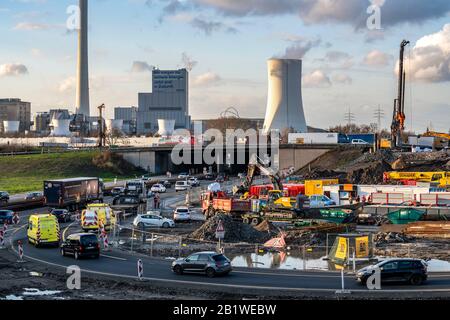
[0,191,10,205]
[0,210,14,224]
[50,209,71,223]
[172,252,232,278]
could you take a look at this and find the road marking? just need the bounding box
[235,270,342,279]
[12,247,450,294]
[62,222,76,241]
[100,254,127,261]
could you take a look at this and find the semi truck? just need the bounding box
[44,177,103,210]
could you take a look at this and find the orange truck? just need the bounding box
[201,191,251,218]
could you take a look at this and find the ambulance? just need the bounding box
[27,214,60,247]
[81,203,116,231]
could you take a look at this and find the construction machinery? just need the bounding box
[391,40,410,148]
[422,130,450,148]
[384,171,450,188]
[234,154,295,209]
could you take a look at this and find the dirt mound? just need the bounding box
[190,215,271,243]
[254,220,279,234]
[296,147,449,185]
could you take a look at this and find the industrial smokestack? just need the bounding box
[75,0,90,117]
[263,59,307,134]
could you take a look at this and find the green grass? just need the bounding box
[0,151,144,194]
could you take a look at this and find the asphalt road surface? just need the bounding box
[5,179,450,296]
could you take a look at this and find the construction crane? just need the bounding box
[97,103,106,148]
[391,39,410,148]
[422,130,450,148]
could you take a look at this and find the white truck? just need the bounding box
[288,133,339,145]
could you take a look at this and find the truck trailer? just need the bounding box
[44,177,102,210]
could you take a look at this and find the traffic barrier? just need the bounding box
[3,222,8,235]
[0,230,4,248]
[137,259,143,280]
[12,213,20,225]
[17,240,24,262]
[103,233,109,250]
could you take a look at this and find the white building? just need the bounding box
[263,59,307,134]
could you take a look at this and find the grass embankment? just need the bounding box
[0,151,145,194]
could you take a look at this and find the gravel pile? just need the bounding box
[190,214,271,243]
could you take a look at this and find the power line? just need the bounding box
[344,108,355,126]
[373,105,385,132]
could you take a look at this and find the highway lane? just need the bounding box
[8,224,450,294]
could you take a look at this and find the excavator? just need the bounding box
[233,154,295,209]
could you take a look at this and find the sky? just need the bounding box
[0,0,449,133]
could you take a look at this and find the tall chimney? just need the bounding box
[75,0,90,117]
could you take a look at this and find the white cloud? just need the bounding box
[58,77,76,93]
[13,22,50,30]
[333,74,353,85]
[363,50,392,66]
[131,61,154,73]
[406,24,450,82]
[0,63,29,77]
[303,70,331,88]
[192,72,222,86]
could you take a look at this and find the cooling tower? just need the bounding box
[106,119,124,133]
[263,59,307,134]
[50,119,71,136]
[75,0,90,117]
[158,119,175,137]
[3,121,20,133]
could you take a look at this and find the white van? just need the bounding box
[175,181,191,192]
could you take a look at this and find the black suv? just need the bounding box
[172,252,232,278]
[0,191,10,205]
[61,233,100,260]
[357,258,428,285]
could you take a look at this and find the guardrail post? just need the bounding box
[150,233,154,257]
[131,226,135,253]
[302,245,306,270]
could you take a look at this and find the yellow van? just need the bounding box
[81,203,116,231]
[27,214,60,247]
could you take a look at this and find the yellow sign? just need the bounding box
[334,237,348,260]
[355,236,369,258]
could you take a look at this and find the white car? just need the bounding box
[133,213,175,229]
[178,173,190,179]
[151,184,167,193]
[188,177,200,187]
[173,207,191,222]
[351,139,370,145]
[175,181,191,192]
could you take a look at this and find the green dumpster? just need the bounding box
[387,208,425,225]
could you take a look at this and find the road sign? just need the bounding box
[215,220,225,240]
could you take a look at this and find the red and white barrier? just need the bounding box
[12,213,20,225]
[137,259,143,280]
[0,230,4,248]
[3,222,8,235]
[103,233,109,250]
[17,240,24,262]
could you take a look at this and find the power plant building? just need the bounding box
[137,69,191,135]
[0,98,31,133]
[263,59,307,134]
[115,106,137,135]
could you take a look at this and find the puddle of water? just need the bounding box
[3,295,23,301]
[22,288,61,296]
[231,252,450,272]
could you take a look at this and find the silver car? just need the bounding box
[172,252,232,278]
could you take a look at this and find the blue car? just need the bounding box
[0,210,14,224]
[309,195,336,208]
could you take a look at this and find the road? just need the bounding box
[4,178,450,297]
